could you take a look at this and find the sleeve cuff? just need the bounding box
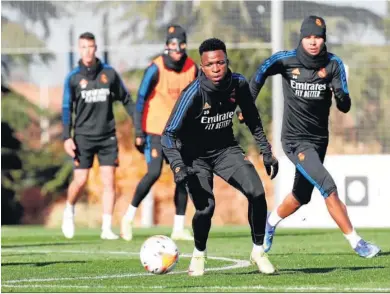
[62,125,72,140]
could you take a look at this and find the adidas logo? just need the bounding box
[203,102,211,110]
[292,68,300,75]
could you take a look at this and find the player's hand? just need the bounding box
[173,166,199,184]
[236,110,245,124]
[64,138,77,159]
[263,153,279,180]
[134,135,146,154]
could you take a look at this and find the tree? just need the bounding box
[384,0,390,42]
[1,1,70,81]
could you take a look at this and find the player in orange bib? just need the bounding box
[121,25,197,241]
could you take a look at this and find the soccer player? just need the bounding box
[121,25,197,241]
[61,32,134,240]
[249,16,380,258]
[161,38,279,276]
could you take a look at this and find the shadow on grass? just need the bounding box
[220,265,385,276]
[210,231,328,239]
[1,260,87,267]
[1,253,46,257]
[2,242,96,249]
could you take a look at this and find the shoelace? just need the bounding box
[251,252,279,273]
[191,256,208,266]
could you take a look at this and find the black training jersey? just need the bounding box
[62,58,134,139]
[161,71,271,170]
[249,50,351,144]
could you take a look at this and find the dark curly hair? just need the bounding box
[199,38,227,55]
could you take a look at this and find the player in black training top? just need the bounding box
[61,32,135,240]
[161,38,279,276]
[249,16,380,258]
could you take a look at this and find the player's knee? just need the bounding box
[243,178,265,202]
[234,165,265,202]
[321,179,337,199]
[246,184,265,203]
[73,174,88,188]
[198,198,215,218]
[146,168,162,183]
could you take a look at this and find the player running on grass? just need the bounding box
[162,38,279,276]
[249,16,380,258]
[121,25,197,242]
[61,32,135,240]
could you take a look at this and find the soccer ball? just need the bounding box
[140,235,179,274]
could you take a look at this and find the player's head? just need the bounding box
[165,25,187,61]
[78,32,97,65]
[199,38,229,85]
[300,16,326,56]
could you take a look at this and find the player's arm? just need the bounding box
[62,73,77,158]
[237,77,279,179]
[113,70,135,119]
[330,56,351,113]
[161,83,199,182]
[62,73,75,140]
[134,63,159,137]
[249,51,287,100]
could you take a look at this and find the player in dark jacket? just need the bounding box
[249,16,380,258]
[162,38,279,276]
[61,32,134,240]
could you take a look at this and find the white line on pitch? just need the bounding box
[3,284,390,292]
[3,249,250,284]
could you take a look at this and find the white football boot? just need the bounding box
[188,252,206,276]
[100,229,119,240]
[250,246,276,274]
[120,217,133,241]
[171,229,193,241]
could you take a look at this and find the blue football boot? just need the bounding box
[354,239,381,258]
[263,219,276,253]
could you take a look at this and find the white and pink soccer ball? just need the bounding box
[140,235,179,274]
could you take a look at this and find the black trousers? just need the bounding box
[184,145,267,251]
[131,134,188,215]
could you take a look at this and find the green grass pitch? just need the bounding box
[1,226,390,292]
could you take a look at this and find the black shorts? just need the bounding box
[183,145,253,181]
[73,134,118,169]
[282,141,336,203]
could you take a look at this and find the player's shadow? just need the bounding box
[2,242,94,248]
[221,266,385,276]
[280,266,385,274]
[1,261,86,267]
[1,253,46,257]
[211,231,327,239]
[273,251,390,257]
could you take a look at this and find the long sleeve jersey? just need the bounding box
[161,71,272,170]
[62,58,134,139]
[249,50,351,144]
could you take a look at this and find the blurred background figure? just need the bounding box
[61,32,135,240]
[121,24,197,242]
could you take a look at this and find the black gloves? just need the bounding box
[262,152,279,180]
[173,166,199,184]
[134,133,146,154]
